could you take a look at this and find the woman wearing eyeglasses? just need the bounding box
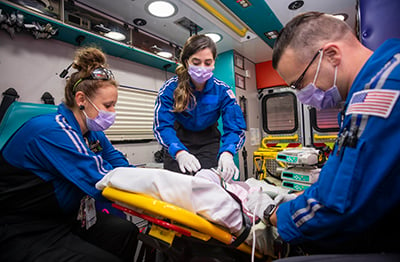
[153,34,246,181]
[0,47,139,262]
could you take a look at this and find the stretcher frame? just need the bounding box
[102,187,267,261]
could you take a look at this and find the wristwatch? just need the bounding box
[263,204,277,226]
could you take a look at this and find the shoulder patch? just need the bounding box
[226,89,236,99]
[345,89,399,118]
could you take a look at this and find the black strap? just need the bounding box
[226,190,252,248]
[0,88,19,123]
[230,212,251,248]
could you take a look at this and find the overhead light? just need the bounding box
[104,31,126,41]
[333,13,348,21]
[205,33,222,43]
[156,51,173,59]
[146,1,177,18]
[264,30,279,40]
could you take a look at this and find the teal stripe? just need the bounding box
[220,0,283,48]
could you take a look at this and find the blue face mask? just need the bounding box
[83,98,116,131]
[188,64,214,84]
[296,52,342,110]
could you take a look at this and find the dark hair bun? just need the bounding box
[72,47,107,78]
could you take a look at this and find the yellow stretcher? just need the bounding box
[102,187,269,261]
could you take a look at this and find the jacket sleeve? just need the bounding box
[95,132,134,168]
[153,78,188,158]
[4,125,113,201]
[219,88,246,156]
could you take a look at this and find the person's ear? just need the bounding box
[75,91,86,109]
[323,43,341,67]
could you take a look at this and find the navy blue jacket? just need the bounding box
[278,39,400,246]
[153,76,246,158]
[2,103,131,214]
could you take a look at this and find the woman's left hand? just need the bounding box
[217,152,239,181]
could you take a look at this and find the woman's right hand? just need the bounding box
[175,150,201,174]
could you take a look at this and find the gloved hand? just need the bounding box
[245,221,279,257]
[245,189,276,223]
[245,220,268,255]
[217,151,239,181]
[175,150,201,174]
[274,192,298,205]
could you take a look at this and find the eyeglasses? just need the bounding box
[73,67,115,91]
[90,67,114,80]
[290,48,323,89]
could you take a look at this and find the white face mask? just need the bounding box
[83,97,116,131]
[296,52,342,109]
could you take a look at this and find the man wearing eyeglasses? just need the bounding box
[247,11,400,257]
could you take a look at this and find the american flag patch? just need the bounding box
[226,89,236,99]
[346,89,399,118]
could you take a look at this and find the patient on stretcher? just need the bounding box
[96,167,291,256]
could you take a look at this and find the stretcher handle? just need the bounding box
[314,134,337,140]
[261,134,299,148]
[112,203,192,237]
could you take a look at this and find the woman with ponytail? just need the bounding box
[0,47,139,262]
[153,34,246,181]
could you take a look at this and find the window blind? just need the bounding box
[105,85,158,142]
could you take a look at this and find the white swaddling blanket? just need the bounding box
[96,167,244,233]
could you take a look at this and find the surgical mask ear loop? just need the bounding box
[312,50,324,84]
[86,96,100,113]
[333,65,338,86]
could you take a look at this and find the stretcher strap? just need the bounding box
[112,203,192,237]
[226,190,251,248]
[230,213,251,248]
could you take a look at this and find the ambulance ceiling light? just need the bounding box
[264,30,279,40]
[103,25,127,41]
[151,44,174,59]
[104,31,126,41]
[146,1,178,18]
[205,33,222,43]
[156,51,174,59]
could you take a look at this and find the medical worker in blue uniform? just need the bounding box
[0,47,139,262]
[153,34,246,181]
[248,12,400,256]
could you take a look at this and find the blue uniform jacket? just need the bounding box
[277,39,400,244]
[153,76,246,158]
[2,103,132,213]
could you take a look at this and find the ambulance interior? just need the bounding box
[1,0,400,261]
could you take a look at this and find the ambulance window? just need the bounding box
[310,107,341,132]
[261,92,298,134]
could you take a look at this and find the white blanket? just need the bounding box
[96,167,244,233]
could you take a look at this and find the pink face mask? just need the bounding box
[188,64,214,84]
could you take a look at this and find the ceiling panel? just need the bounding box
[74,0,358,64]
